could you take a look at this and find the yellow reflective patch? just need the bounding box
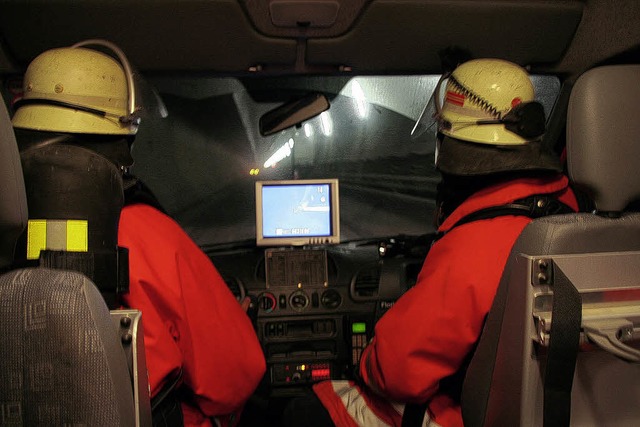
[27,219,47,260]
[26,219,89,260]
[66,220,88,252]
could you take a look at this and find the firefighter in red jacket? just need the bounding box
[11,41,266,427]
[119,195,266,427]
[283,59,578,427]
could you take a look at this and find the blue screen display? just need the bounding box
[262,183,332,238]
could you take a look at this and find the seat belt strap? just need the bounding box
[401,402,428,427]
[543,265,582,427]
[435,193,575,241]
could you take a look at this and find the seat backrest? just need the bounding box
[15,133,129,308]
[461,65,640,427]
[0,99,149,426]
[0,99,27,270]
[0,268,138,425]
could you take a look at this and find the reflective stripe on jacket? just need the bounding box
[313,175,578,427]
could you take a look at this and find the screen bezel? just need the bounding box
[255,178,340,247]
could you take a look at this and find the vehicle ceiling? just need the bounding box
[0,0,639,83]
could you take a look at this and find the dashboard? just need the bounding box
[209,241,427,397]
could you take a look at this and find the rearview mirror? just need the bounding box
[259,93,330,136]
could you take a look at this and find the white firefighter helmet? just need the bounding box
[12,40,139,135]
[438,58,544,145]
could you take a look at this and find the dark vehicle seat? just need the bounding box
[461,65,640,426]
[0,99,150,425]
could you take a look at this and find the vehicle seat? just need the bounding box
[0,99,150,426]
[15,131,130,309]
[461,65,640,427]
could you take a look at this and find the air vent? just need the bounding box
[350,265,380,301]
[222,276,246,302]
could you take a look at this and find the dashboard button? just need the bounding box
[289,290,309,312]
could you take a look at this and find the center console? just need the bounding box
[256,248,374,396]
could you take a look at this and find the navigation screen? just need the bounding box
[262,183,332,238]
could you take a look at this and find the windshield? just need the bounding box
[131,74,560,248]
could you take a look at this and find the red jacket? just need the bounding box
[118,203,266,427]
[313,175,577,427]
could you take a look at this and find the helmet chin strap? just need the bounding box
[12,98,142,132]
